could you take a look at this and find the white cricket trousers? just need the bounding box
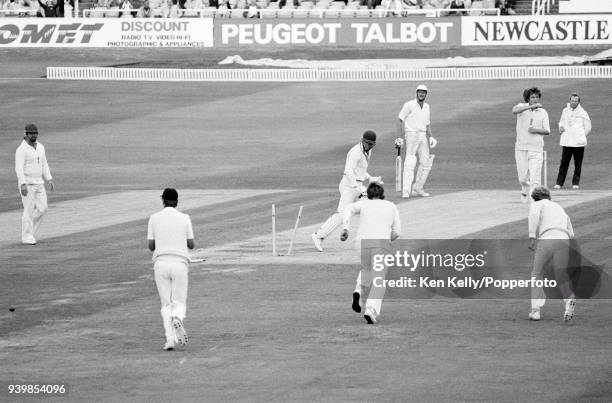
[531,236,574,310]
[20,183,48,243]
[515,150,543,197]
[315,176,361,240]
[354,245,389,316]
[403,132,430,194]
[154,260,188,342]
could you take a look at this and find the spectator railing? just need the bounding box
[48,65,612,82]
[532,0,555,15]
[82,7,501,18]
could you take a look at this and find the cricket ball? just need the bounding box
[9,306,15,312]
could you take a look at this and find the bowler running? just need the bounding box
[341,182,401,325]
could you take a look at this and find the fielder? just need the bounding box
[512,87,550,203]
[340,182,401,324]
[311,130,382,252]
[147,188,194,351]
[527,186,576,322]
[15,123,54,245]
[397,84,437,198]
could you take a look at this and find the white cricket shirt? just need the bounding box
[15,140,52,186]
[398,99,430,134]
[344,143,371,188]
[147,207,194,263]
[528,199,574,239]
[342,199,401,241]
[514,103,550,152]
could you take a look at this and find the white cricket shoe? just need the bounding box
[564,297,576,322]
[529,309,541,321]
[311,233,323,252]
[553,185,561,189]
[402,192,411,199]
[412,189,430,197]
[352,292,361,313]
[572,185,580,190]
[364,307,378,324]
[521,193,528,203]
[172,317,188,346]
[22,237,36,245]
[163,340,175,351]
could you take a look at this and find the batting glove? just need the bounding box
[354,185,367,198]
[429,136,438,148]
[394,138,404,148]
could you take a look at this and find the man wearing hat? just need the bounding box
[311,130,382,252]
[527,186,576,322]
[397,84,437,198]
[14,123,54,245]
[147,188,195,350]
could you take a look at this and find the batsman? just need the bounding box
[397,84,437,198]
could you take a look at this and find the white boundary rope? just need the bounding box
[46,65,612,82]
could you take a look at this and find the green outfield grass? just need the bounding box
[1,55,611,402]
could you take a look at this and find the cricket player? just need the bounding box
[527,186,576,322]
[398,84,437,199]
[340,182,401,324]
[147,188,194,351]
[512,87,550,203]
[311,130,382,252]
[15,123,54,245]
[554,93,592,190]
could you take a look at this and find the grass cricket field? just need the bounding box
[0,47,611,402]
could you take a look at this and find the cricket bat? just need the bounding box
[395,146,402,192]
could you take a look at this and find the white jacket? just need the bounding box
[559,103,591,147]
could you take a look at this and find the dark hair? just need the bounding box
[367,182,385,200]
[161,188,178,207]
[531,186,551,202]
[523,87,542,103]
[570,92,580,102]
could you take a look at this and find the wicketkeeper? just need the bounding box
[397,84,437,198]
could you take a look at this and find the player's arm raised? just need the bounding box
[512,102,542,115]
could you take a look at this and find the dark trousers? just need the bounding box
[556,146,584,186]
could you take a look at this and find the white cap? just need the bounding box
[416,84,428,92]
